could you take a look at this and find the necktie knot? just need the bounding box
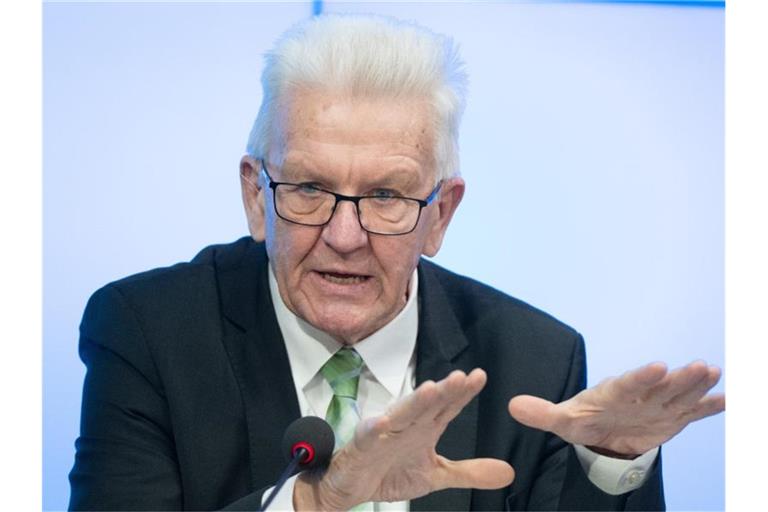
[320,347,364,399]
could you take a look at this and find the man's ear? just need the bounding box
[240,155,266,241]
[422,177,465,257]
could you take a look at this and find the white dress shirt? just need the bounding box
[264,264,656,510]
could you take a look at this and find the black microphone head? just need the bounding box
[282,416,335,470]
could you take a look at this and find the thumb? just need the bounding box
[508,395,560,432]
[436,457,515,491]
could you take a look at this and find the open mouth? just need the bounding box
[319,271,371,285]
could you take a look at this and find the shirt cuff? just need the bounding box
[573,444,659,495]
[261,474,298,511]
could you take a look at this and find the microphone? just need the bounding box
[282,416,335,470]
[260,416,335,511]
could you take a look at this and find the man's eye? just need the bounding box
[370,189,399,199]
[297,183,323,195]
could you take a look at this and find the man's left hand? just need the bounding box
[507,360,725,457]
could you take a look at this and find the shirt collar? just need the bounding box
[268,264,419,400]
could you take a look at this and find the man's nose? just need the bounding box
[321,200,369,253]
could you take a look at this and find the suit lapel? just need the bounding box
[411,261,479,512]
[214,244,480,506]
[216,240,302,489]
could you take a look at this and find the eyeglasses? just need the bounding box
[252,161,442,236]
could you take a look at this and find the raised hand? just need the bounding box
[508,360,725,457]
[294,369,515,510]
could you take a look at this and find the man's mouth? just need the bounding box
[318,271,370,285]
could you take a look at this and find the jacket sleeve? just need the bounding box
[506,333,666,511]
[68,284,270,511]
[68,284,183,510]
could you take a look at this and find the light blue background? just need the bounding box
[44,1,724,510]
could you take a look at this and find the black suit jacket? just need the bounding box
[69,237,664,511]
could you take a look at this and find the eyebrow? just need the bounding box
[278,164,424,192]
[276,164,324,183]
[365,169,422,189]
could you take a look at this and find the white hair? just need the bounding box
[246,14,468,181]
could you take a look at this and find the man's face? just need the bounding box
[241,89,464,344]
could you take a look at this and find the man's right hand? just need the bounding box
[293,368,515,510]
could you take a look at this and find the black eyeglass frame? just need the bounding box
[259,161,442,236]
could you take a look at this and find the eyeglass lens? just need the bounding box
[274,185,421,235]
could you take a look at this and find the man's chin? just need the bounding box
[311,311,384,346]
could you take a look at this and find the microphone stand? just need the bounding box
[260,447,308,511]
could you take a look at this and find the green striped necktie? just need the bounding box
[320,347,364,452]
[320,347,372,511]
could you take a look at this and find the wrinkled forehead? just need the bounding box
[269,87,438,172]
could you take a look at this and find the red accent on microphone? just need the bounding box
[292,441,315,464]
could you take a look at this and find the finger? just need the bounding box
[429,370,469,422]
[434,457,515,491]
[644,360,710,404]
[404,370,472,427]
[609,361,668,400]
[664,365,722,408]
[434,368,487,425]
[385,379,440,432]
[351,372,483,453]
[680,393,726,423]
[508,395,559,432]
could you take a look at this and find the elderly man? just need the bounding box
[69,14,724,511]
